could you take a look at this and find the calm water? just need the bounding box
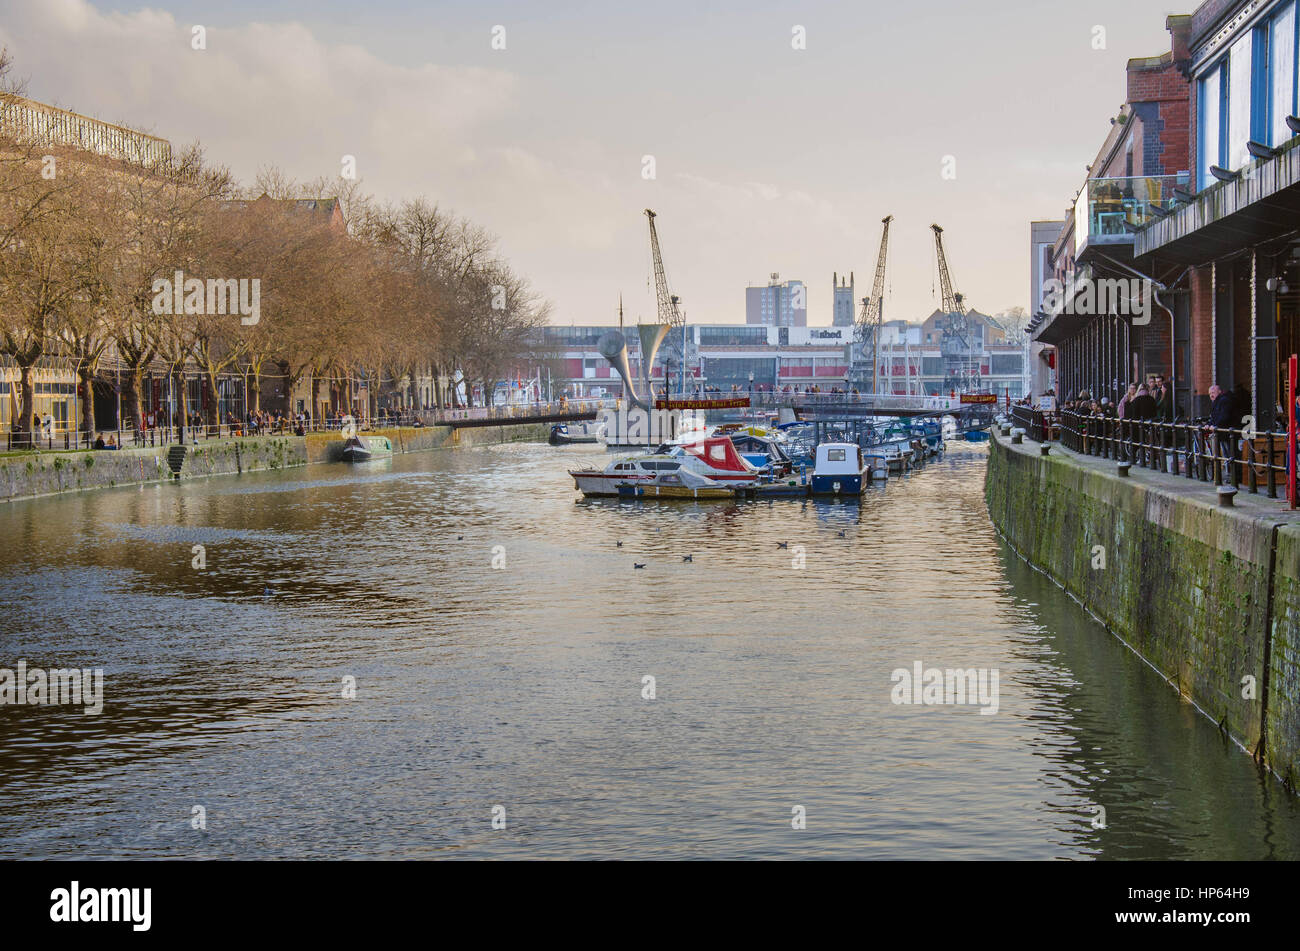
[0,441,1297,859]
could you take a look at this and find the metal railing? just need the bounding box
[428,398,613,424]
[1010,405,1058,442]
[3,402,617,452]
[3,413,429,452]
[1056,411,1295,500]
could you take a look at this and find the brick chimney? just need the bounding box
[1167,15,1193,67]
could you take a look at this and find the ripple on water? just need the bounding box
[0,442,1298,858]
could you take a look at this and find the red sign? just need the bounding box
[654,397,750,410]
[1289,353,1297,510]
[960,393,998,404]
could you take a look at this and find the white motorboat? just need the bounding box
[569,436,763,497]
[811,442,870,496]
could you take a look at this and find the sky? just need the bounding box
[0,0,1183,326]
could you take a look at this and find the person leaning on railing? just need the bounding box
[1208,384,1236,485]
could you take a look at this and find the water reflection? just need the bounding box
[0,442,1295,858]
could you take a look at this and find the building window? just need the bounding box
[1199,62,1226,188]
[1271,1,1297,146]
[702,358,776,386]
[1253,24,1272,146]
[991,354,1024,376]
[1229,33,1252,168]
[1199,2,1300,183]
[699,326,769,346]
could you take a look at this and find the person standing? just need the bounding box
[1209,384,1236,484]
[1117,383,1137,420]
[1128,385,1156,465]
[1153,376,1173,421]
[1129,384,1156,420]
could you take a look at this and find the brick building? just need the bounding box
[1031,15,1195,413]
[1035,0,1300,427]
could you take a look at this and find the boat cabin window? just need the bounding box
[709,445,727,462]
[661,474,681,485]
[827,449,846,462]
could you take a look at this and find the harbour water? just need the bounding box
[1,442,1298,859]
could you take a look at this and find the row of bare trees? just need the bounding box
[0,52,551,445]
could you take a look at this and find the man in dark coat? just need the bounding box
[1153,375,1174,421]
[1209,384,1237,484]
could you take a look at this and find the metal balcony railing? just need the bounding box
[1075,173,1190,248]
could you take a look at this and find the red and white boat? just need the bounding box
[568,436,764,497]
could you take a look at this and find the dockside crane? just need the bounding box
[645,209,688,395]
[854,215,892,394]
[931,224,978,394]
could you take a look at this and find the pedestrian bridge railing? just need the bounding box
[429,398,614,425]
[746,392,964,413]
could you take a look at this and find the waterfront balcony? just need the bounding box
[1073,173,1189,258]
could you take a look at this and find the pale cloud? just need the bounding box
[0,0,517,175]
[0,0,1177,325]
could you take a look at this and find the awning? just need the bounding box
[1031,266,1092,345]
[1034,313,1090,346]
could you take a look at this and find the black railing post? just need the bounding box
[1242,431,1253,491]
[1230,429,1240,490]
[1267,433,1278,499]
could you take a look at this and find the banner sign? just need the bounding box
[654,398,750,410]
[960,393,998,405]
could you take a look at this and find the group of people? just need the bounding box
[1058,375,1180,421]
[242,409,298,436]
[138,410,185,430]
[1052,375,1300,488]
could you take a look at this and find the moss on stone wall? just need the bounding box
[986,433,1300,784]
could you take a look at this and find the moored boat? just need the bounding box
[341,435,372,462]
[569,436,764,497]
[549,423,598,445]
[810,442,871,496]
[616,468,734,500]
